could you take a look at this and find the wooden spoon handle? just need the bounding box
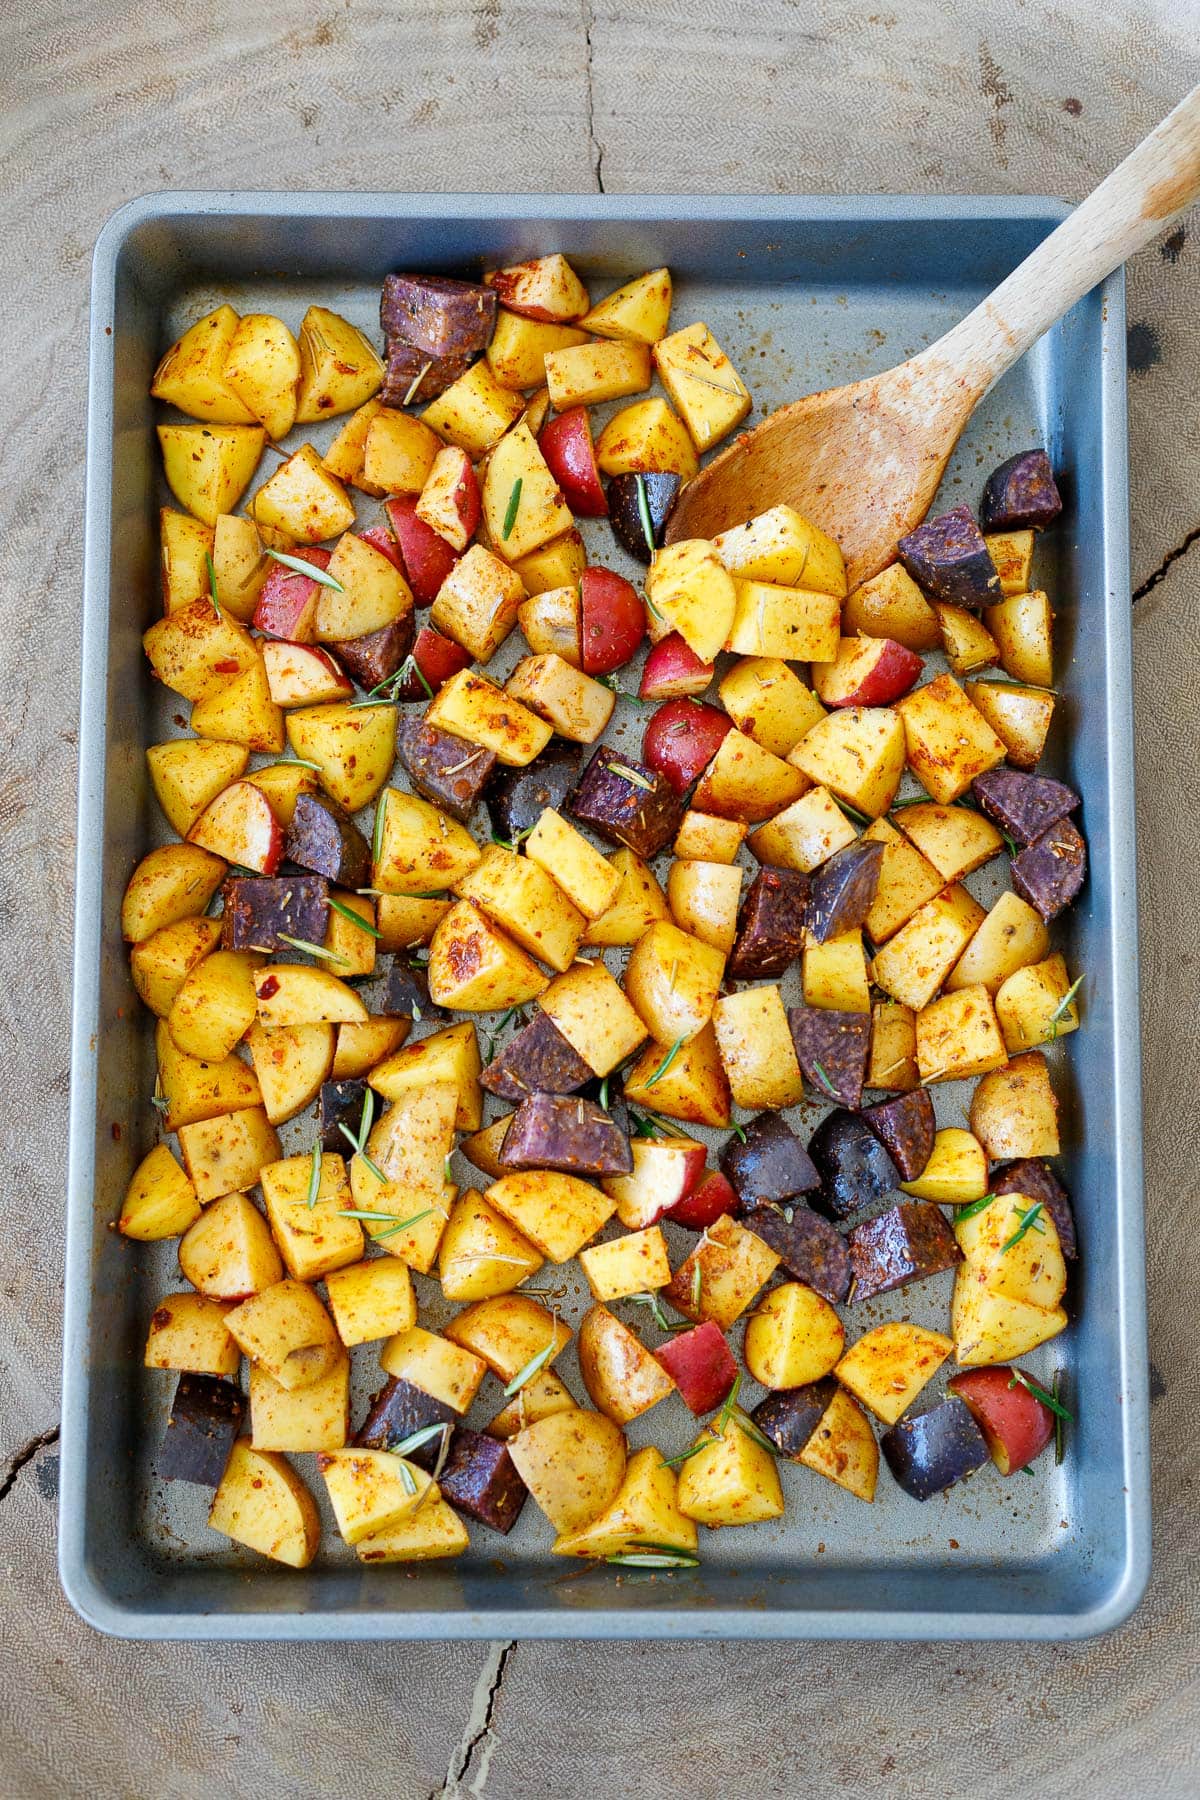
[923,82,1200,396]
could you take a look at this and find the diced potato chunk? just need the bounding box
[726,580,840,661]
[421,359,525,456]
[712,504,846,596]
[538,961,648,1076]
[505,654,614,743]
[915,985,1009,1084]
[667,859,742,954]
[379,1323,488,1412]
[260,1151,363,1282]
[580,848,669,946]
[861,817,944,943]
[428,899,550,1011]
[251,443,355,544]
[995,952,1080,1052]
[691,728,808,823]
[645,541,737,664]
[485,1171,617,1263]
[899,1128,989,1203]
[454,843,586,973]
[526,809,622,920]
[318,1447,431,1544]
[672,810,747,865]
[870,885,986,1011]
[544,339,652,409]
[581,268,673,345]
[622,1024,731,1127]
[438,1190,545,1300]
[835,1322,952,1426]
[840,563,939,650]
[711,985,804,1110]
[372,786,481,897]
[324,1258,416,1346]
[945,890,1048,995]
[718,657,825,757]
[483,421,571,561]
[676,1416,784,1526]
[579,1227,672,1302]
[430,544,526,662]
[653,321,751,451]
[747,786,855,873]
[623,919,725,1044]
[803,929,871,1013]
[788,707,906,818]
[986,589,1054,687]
[968,1051,1060,1158]
[425,668,552,766]
[895,674,1006,804]
[665,1214,780,1329]
[595,397,698,481]
[867,1000,918,1092]
[894,801,1004,882]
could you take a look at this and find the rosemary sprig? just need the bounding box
[204,550,222,619]
[729,1122,747,1142]
[265,548,345,591]
[340,1205,434,1237]
[372,793,388,868]
[1054,1371,1066,1463]
[502,478,523,539]
[490,825,534,852]
[1008,1367,1074,1424]
[388,1422,452,1459]
[677,365,745,399]
[1001,1201,1046,1253]
[276,934,350,967]
[400,654,434,700]
[484,1006,525,1061]
[659,1443,707,1469]
[644,592,666,624]
[629,1110,674,1138]
[150,1092,169,1117]
[503,1340,557,1397]
[811,1060,840,1101]
[373,1206,435,1239]
[605,1548,700,1568]
[716,1372,742,1435]
[1047,976,1083,1041]
[401,359,433,406]
[832,796,872,827]
[609,762,654,791]
[305,1141,323,1209]
[598,1075,610,1112]
[627,1291,690,1334]
[643,1037,685,1090]
[285,756,323,771]
[327,894,381,938]
[398,1461,418,1496]
[635,474,656,555]
[954,1191,997,1220]
[732,1408,779,1456]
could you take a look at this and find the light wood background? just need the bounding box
[2,2,1199,1793]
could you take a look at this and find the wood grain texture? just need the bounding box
[2,0,1200,1795]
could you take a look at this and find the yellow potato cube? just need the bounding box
[803,930,871,1013]
[834,1322,952,1425]
[208,1442,320,1567]
[579,1227,672,1302]
[945,890,1049,995]
[713,503,846,597]
[676,1416,784,1527]
[725,579,841,661]
[622,1024,731,1127]
[223,312,303,440]
[645,540,737,664]
[746,785,856,873]
[355,1497,469,1563]
[421,358,524,456]
[653,321,751,451]
[581,267,673,345]
[428,900,549,1010]
[964,680,1056,771]
[916,985,1009,1084]
[152,303,260,422]
[798,1388,878,1501]
[895,674,1007,804]
[745,1281,845,1389]
[986,589,1054,687]
[667,859,742,955]
[249,1354,350,1454]
[512,528,586,596]
[788,706,906,818]
[485,1170,617,1263]
[454,842,586,973]
[483,421,572,561]
[870,884,987,1011]
[438,1190,545,1300]
[664,1213,780,1329]
[538,961,648,1076]
[544,339,652,409]
[369,1020,482,1129]
[260,1152,364,1282]
[324,1258,417,1346]
[951,1263,1067,1366]
[552,1445,697,1560]
[505,654,614,744]
[893,801,1004,882]
[525,808,622,920]
[430,549,528,661]
[691,728,808,823]
[159,507,215,614]
[158,423,266,526]
[984,529,1035,597]
[995,952,1080,1053]
[861,817,944,944]
[718,656,825,758]
[969,1051,1060,1159]
[144,1291,238,1375]
[118,1143,202,1241]
[486,311,589,390]
[840,562,940,650]
[251,443,355,544]
[177,1108,280,1206]
[900,1128,989,1203]
[711,985,805,1110]
[623,919,725,1044]
[317,1447,431,1545]
[321,397,386,485]
[595,397,698,481]
[672,810,746,865]
[867,1000,919,1091]
[294,306,383,422]
[372,786,481,897]
[580,847,669,945]
[379,1324,488,1413]
[935,601,1000,675]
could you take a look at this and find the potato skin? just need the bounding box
[332,617,414,691]
[742,1205,851,1305]
[285,793,371,889]
[380,273,496,359]
[728,868,809,979]
[720,1112,819,1206]
[787,1004,871,1110]
[569,746,684,859]
[808,1109,899,1222]
[859,1088,936,1181]
[980,448,1062,532]
[157,1374,245,1487]
[577,1305,676,1424]
[992,1157,1077,1259]
[481,1010,593,1100]
[897,505,1000,609]
[806,839,885,945]
[221,875,329,953]
[501,1093,633,1177]
[354,1376,457,1465]
[486,742,580,843]
[847,1202,962,1302]
[970,768,1079,847]
[880,1396,990,1500]
[1011,818,1087,922]
[397,717,497,822]
[437,1428,528,1534]
[751,1377,838,1459]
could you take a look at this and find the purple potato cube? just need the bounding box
[1011,817,1087,921]
[848,1202,962,1302]
[898,504,1000,609]
[981,449,1063,532]
[881,1397,990,1500]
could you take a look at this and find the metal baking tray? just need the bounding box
[64,192,1149,1640]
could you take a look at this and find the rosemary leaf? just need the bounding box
[1001,1202,1046,1253]
[305,1140,322,1210]
[635,473,656,555]
[609,762,654,792]
[605,1550,700,1569]
[643,1036,685,1090]
[502,477,523,539]
[389,1422,452,1459]
[204,550,222,619]
[326,894,381,938]
[502,1340,557,1397]
[1047,975,1083,1041]
[265,548,346,591]
[1008,1367,1074,1422]
[276,934,350,967]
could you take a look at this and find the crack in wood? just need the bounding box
[1133,524,1200,605]
[583,0,605,192]
[0,1425,60,1508]
[429,1639,515,1799]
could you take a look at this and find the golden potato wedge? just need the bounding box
[154,1019,262,1132]
[294,305,384,423]
[713,503,846,597]
[893,801,1004,882]
[691,727,808,823]
[379,1324,488,1413]
[552,1444,697,1558]
[667,859,742,955]
[840,562,939,649]
[725,579,841,662]
[324,1258,417,1346]
[144,1291,238,1375]
[744,1282,845,1390]
[802,929,871,1013]
[895,674,1006,804]
[321,397,386,485]
[718,656,825,758]
[151,304,259,422]
[866,999,919,1092]
[360,407,442,497]
[537,960,648,1076]
[986,589,1054,688]
[222,312,301,439]
[505,654,614,745]
[624,919,725,1045]
[676,1416,784,1526]
[788,706,906,818]
[525,808,622,920]
[508,1407,627,1533]
[355,1497,469,1563]
[245,1020,335,1126]
[317,1447,431,1545]
[461,1115,518,1182]
[645,540,737,664]
[168,948,263,1061]
[243,760,320,828]
[544,339,651,411]
[314,532,413,641]
[663,1213,780,1329]
[350,1085,458,1265]
[945,890,1049,996]
[579,1226,671,1302]
[672,810,747,865]
[425,668,552,767]
[653,321,750,451]
[711,984,805,1111]
[369,1021,482,1129]
[861,817,944,944]
[454,844,586,974]
[118,1143,201,1241]
[580,848,669,946]
[131,916,222,1019]
[249,1354,349,1454]
[486,310,590,390]
[159,507,215,614]
[935,601,1000,675]
[488,1368,577,1440]
[483,420,571,561]
[374,894,453,953]
[224,1278,342,1391]
[798,1388,879,1501]
[969,1051,1060,1158]
[253,964,368,1029]
[622,1023,732,1127]
[916,985,1009,1085]
[438,1190,545,1300]
[746,786,856,874]
[595,396,698,481]
[995,952,1080,1053]
[984,529,1035,598]
[964,680,1055,770]
[178,1191,283,1300]
[322,891,377,980]
[251,442,356,544]
[951,1263,1067,1366]
[176,1107,280,1205]
[576,1304,676,1424]
[421,359,525,457]
[870,885,987,1012]
[121,843,226,944]
[444,1293,571,1382]
[146,738,249,837]
[899,1128,989,1203]
[512,528,586,595]
[581,268,673,345]
[485,1170,617,1264]
[158,422,264,525]
[261,1151,364,1282]
[834,1322,953,1425]
[211,512,272,622]
[208,1441,320,1567]
[372,786,481,897]
[952,1194,1067,1310]
[428,899,550,1010]
[190,659,286,756]
[286,701,397,812]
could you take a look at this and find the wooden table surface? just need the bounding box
[3,2,1199,1793]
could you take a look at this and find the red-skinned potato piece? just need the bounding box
[812,636,924,708]
[603,1136,706,1229]
[653,1320,737,1414]
[539,409,609,518]
[358,522,407,574]
[384,497,460,606]
[253,547,331,642]
[668,1168,736,1230]
[947,1365,1056,1475]
[392,625,474,699]
[579,566,645,675]
[639,632,714,701]
[417,447,481,552]
[187,780,285,875]
[642,699,732,795]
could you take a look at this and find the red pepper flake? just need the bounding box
[213,659,240,674]
[258,974,281,999]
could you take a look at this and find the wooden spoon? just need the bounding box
[666,84,1200,588]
